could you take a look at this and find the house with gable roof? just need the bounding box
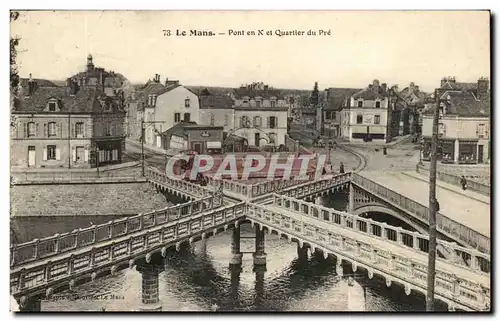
[11,76,126,169]
[421,77,490,164]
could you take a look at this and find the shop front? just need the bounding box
[458,140,478,164]
[439,138,455,164]
[90,139,124,167]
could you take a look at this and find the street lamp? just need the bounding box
[140,119,164,176]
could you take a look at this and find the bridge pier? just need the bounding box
[253,225,267,268]
[18,295,42,312]
[336,257,344,277]
[136,264,165,312]
[229,264,241,310]
[230,226,242,266]
[297,244,308,261]
[254,265,266,310]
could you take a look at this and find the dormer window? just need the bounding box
[375,101,381,108]
[357,100,363,107]
[243,100,249,105]
[270,100,276,108]
[185,98,190,108]
[45,99,60,112]
[438,123,446,137]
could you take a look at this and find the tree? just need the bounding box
[310,81,319,106]
[10,11,20,94]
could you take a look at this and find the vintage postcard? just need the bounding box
[9,10,491,312]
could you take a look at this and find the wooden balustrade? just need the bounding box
[10,194,223,267]
[271,193,491,274]
[351,173,490,254]
[247,199,490,311]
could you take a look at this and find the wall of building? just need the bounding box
[341,107,388,142]
[233,109,287,146]
[11,114,94,169]
[152,86,200,145]
[198,108,235,132]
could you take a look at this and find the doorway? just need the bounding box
[76,147,85,163]
[478,145,484,163]
[193,142,203,154]
[28,146,35,167]
[254,133,260,147]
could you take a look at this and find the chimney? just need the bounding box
[477,77,489,98]
[27,73,36,96]
[66,77,72,88]
[381,83,387,92]
[165,77,169,86]
[415,85,420,92]
[156,74,161,83]
[440,77,447,87]
[70,79,80,95]
[409,82,415,92]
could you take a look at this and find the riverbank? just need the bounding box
[10,181,171,217]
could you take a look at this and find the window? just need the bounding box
[184,113,191,122]
[241,116,250,128]
[374,115,381,124]
[48,102,56,111]
[268,116,277,129]
[210,113,215,126]
[356,114,363,124]
[185,98,190,108]
[48,122,56,137]
[477,124,487,138]
[271,100,276,108]
[256,100,261,108]
[104,123,111,136]
[331,112,336,120]
[224,114,229,126]
[357,100,363,107]
[76,122,84,137]
[47,145,56,160]
[375,101,381,108]
[27,122,36,137]
[253,116,262,127]
[438,123,446,136]
[174,113,181,122]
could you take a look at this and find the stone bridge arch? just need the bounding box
[353,204,428,235]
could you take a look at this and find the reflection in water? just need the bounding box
[14,191,447,311]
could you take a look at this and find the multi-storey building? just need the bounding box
[340,80,390,143]
[322,87,361,138]
[132,74,200,148]
[11,77,126,169]
[198,83,289,149]
[421,79,490,164]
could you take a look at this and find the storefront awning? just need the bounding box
[207,141,222,149]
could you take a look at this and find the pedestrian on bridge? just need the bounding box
[460,175,468,191]
[340,162,345,174]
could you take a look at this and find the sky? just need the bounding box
[10,10,490,92]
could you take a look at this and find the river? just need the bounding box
[11,191,447,312]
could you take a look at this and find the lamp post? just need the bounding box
[140,119,164,176]
[96,146,100,178]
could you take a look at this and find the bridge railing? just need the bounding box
[416,164,490,196]
[351,173,490,255]
[145,166,215,198]
[247,198,490,311]
[11,201,246,297]
[279,172,352,198]
[10,194,223,268]
[271,193,491,275]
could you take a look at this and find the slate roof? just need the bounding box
[199,94,234,109]
[352,86,388,100]
[13,86,124,114]
[441,81,477,92]
[324,88,362,110]
[20,78,58,88]
[424,91,490,117]
[234,88,284,100]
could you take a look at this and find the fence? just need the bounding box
[416,164,490,196]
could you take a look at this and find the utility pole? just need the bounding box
[141,119,145,176]
[426,88,440,311]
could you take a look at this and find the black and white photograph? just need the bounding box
[8,10,491,313]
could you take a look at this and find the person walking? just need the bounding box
[460,175,468,191]
[340,162,345,174]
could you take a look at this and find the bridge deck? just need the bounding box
[359,171,490,238]
[265,204,490,285]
